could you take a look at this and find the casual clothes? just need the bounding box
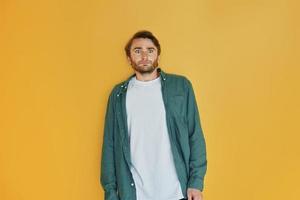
[101,68,207,200]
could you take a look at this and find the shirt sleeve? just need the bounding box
[100,90,120,200]
[185,79,207,191]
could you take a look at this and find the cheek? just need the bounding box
[133,58,141,63]
[129,56,139,63]
[148,53,157,59]
[132,55,140,60]
[150,55,158,61]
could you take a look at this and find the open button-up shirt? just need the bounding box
[100,68,207,200]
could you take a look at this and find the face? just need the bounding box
[127,38,159,74]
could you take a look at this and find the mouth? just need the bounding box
[139,61,151,65]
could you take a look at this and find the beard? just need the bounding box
[129,57,159,74]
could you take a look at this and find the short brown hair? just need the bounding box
[125,30,161,57]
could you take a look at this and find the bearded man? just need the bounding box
[101,30,207,200]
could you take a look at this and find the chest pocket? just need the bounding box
[169,94,186,119]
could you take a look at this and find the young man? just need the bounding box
[101,30,207,200]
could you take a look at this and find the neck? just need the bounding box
[135,68,159,81]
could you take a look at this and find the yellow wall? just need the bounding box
[1,0,299,199]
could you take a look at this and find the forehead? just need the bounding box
[130,38,157,49]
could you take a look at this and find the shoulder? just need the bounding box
[165,72,193,89]
[106,82,123,101]
[108,77,133,98]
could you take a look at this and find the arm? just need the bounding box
[100,92,119,200]
[185,79,207,192]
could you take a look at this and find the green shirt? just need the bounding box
[101,68,207,200]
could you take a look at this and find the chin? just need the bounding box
[137,66,156,74]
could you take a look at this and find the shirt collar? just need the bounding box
[117,67,167,97]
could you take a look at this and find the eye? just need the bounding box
[134,49,140,54]
[148,49,154,53]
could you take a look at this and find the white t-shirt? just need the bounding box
[126,75,184,200]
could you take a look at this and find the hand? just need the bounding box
[187,188,203,200]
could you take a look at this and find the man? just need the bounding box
[101,30,207,200]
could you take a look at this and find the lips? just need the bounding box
[139,60,151,65]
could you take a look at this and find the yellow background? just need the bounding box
[1,0,299,199]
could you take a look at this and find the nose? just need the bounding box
[141,51,148,59]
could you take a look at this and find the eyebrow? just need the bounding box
[132,47,156,50]
[132,47,142,50]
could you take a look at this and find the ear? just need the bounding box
[127,56,132,65]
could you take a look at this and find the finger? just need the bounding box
[192,193,199,200]
[187,192,192,200]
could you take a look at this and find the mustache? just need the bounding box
[138,60,151,64]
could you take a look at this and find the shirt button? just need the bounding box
[131,183,134,187]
